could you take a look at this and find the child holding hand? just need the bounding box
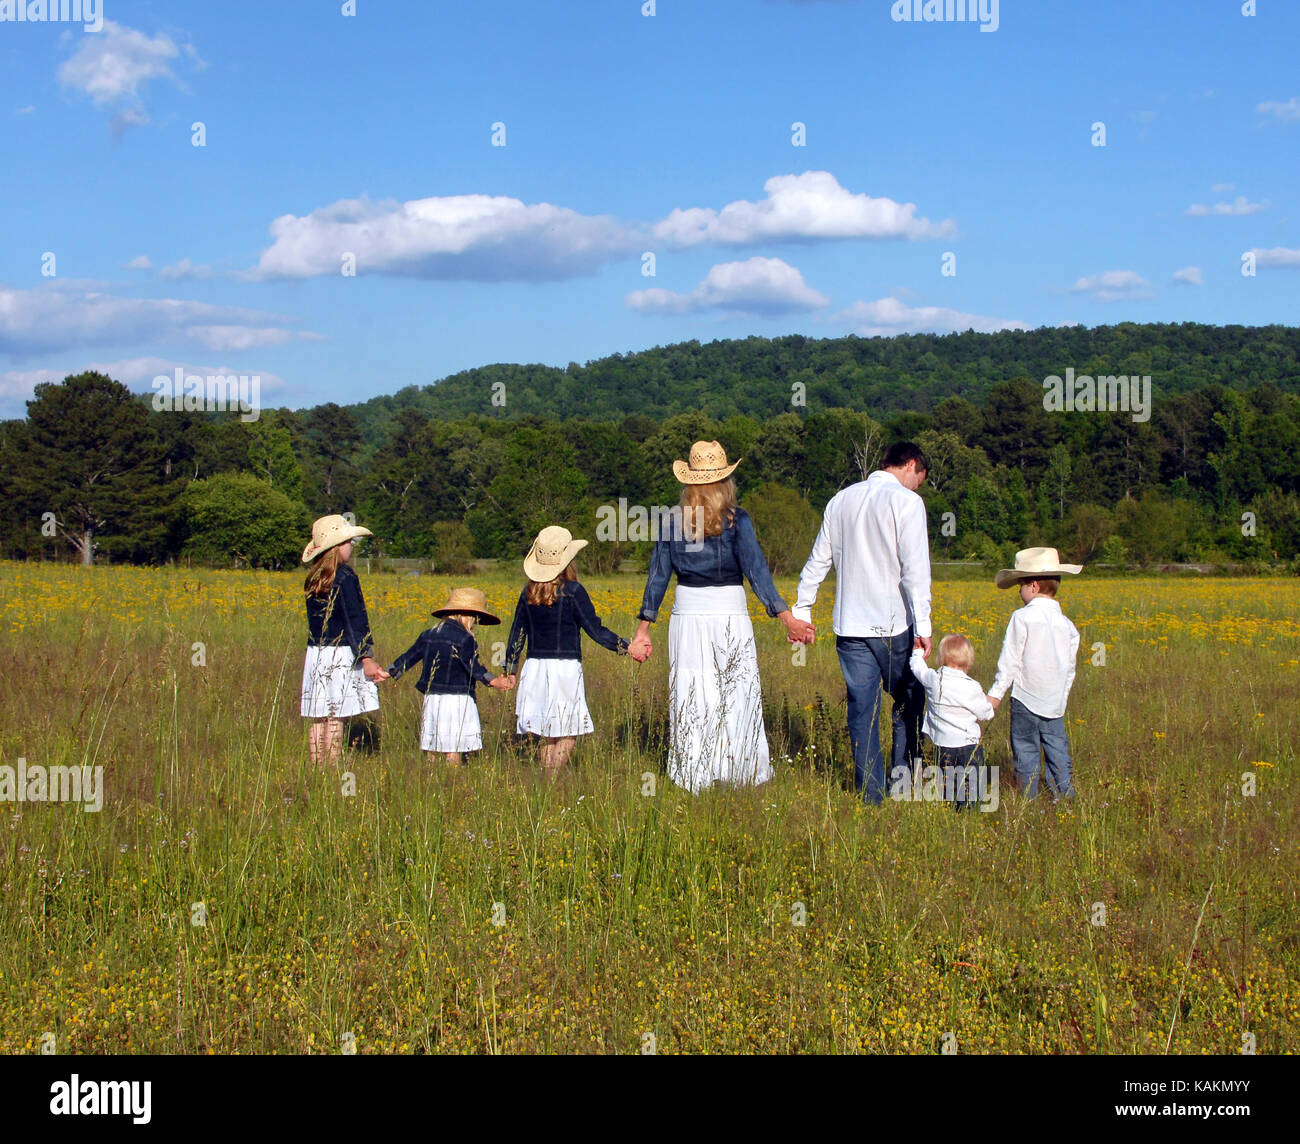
[908,634,995,810]
[387,588,513,766]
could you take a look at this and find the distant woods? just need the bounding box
[3,323,1299,570]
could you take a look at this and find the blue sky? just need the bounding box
[1,0,1297,416]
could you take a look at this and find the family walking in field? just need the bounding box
[298,439,1084,805]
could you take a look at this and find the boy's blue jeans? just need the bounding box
[836,631,924,804]
[1009,697,1073,799]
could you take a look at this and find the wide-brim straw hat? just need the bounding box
[302,514,373,563]
[995,546,1084,590]
[523,525,588,583]
[673,440,740,485]
[432,587,501,625]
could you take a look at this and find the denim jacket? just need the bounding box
[387,621,495,697]
[638,507,788,623]
[305,562,374,667]
[505,580,629,673]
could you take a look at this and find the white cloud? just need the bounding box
[124,254,153,271]
[1251,247,1300,269]
[0,357,291,417]
[57,21,197,131]
[1257,97,1300,123]
[626,257,829,316]
[16,105,35,115]
[160,258,216,281]
[248,193,639,282]
[653,171,954,248]
[1184,195,1268,217]
[1210,183,1235,193]
[1069,269,1153,302]
[1172,266,1204,286]
[834,297,1029,337]
[0,282,314,356]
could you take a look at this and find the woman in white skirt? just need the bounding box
[630,442,812,792]
[504,526,648,772]
[301,514,390,766]
[385,587,513,766]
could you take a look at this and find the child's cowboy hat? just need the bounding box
[523,526,588,583]
[432,587,501,625]
[995,546,1084,590]
[302,514,373,563]
[673,440,740,485]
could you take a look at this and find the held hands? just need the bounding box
[362,657,391,682]
[628,634,653,663]
[987,695,1000,712]
[913,636,933,658]
[780,611,815,644]
[489,674,515,691]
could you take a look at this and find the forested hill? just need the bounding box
[349,323,1300,440]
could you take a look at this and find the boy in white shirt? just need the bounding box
[908,635,995,811]
[987,547,1083,801]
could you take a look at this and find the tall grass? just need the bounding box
[0,563,1296,1053]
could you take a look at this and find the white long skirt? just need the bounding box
[515,658,593,737]
[301,645,379,719]
[420,693,482,753]
[667,584,773,792]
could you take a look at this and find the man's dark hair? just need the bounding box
[882,441,929,474]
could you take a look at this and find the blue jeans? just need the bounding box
[836,632,924,804]
[934,741,988,812]
[1009,697,1073,799]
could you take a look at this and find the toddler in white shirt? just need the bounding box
[906,635,996,811]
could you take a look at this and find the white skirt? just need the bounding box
[515,657,593,738]
[301,645,380,719]
[420,693,482,753]
[667,584,773,792]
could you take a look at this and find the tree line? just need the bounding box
[2,323,1298,572]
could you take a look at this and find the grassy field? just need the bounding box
[0,561,1297,1054]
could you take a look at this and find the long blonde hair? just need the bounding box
[304,546,345,597]
[525,561,577,607]
[679,477,738,541]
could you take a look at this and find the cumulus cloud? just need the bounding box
[626,257,829,316]
[124,255,153,271]
[1257,97,1300,123]
[1172,266,1204,286]
[247,193,640,282]
[1184,195,1268,217]
[834,297,1029,337]
[160,258,216,281]
[1210,183,1235,193]
[1251,247,1300,269]
[653,171,954,248]
[57,22,198,131]
[0,283,315,357]
[1069,269,1153,302]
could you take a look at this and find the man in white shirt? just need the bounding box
[987,547,1083,800]
[791,442,932,804]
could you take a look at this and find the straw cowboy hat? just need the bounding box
[673,440,740,485]
[302,514,373,563]
[432,587,501,625]
[995,546,1084,590]
[523,526,588,583]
